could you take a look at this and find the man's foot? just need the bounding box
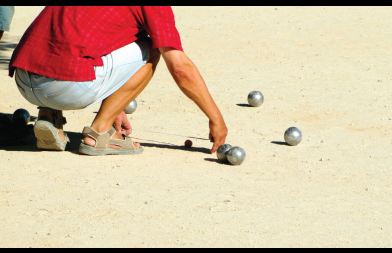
[37,109,66,142]
[34,108,69,151]
[83,129,140,149]
[84,111,139,149]
[79,126,143,156]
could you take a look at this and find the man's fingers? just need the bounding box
[114,121,121,132]
[122,119,131,129]
[210,137,223,154]
[123,126,132,136]
[209,133,214,143]
[210,142,219,154]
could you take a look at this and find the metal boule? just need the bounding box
[216,143,232,162]
[227,146,246,165]
[247,91,264,107]
[124,99,137,114]
[284,127,302,146]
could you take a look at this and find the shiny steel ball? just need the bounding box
[124,99,137,114]
[247,91,264,107]
[227,146,246,165]
[13,108,30,126]
[284,127,302,146]
[216,144,232,162]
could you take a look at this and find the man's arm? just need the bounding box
[159,47,228,154]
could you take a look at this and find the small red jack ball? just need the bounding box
[185,140,192,147]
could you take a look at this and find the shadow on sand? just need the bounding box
[203,157,232,166]
[0,129,84,153]
[0,128,211,155]
[135,138,211,154]
[236,103,252,107]
[271,141,290,146]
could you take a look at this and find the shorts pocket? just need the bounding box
[94,65,105,77]
[44,81,99,110]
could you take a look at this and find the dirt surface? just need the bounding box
[0,6,391,247]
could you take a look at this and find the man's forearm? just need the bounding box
[162,50,224,124]
[174,65,223,122]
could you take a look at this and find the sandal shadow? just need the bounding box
[65,131,84,154]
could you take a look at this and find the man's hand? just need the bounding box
[209,119,228,154]
[114,111,132,136]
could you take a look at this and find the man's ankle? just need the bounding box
[90,124,113,134]
[38,110,53,121]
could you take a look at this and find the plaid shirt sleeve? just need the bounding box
[139,6,183,51]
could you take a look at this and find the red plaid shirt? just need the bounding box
[9,6,183,81]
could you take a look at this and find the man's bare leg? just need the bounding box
[0,31,4,42]
[84,47,161,149]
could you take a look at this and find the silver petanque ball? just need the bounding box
[217,144,232,162]
[284,127,302,146]
[247,91,264,107]
[227,146,246,165]
[124,99,137,114]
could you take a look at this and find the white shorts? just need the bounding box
[15,38,150,110]
[0,6,15,31]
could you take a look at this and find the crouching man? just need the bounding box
[9,6,227,155]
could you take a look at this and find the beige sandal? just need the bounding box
[34,107,69,151]
[79,126,143,156]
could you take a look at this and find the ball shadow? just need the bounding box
[204,158,232,166]
[236,103,252,107]
[271,141,290,146]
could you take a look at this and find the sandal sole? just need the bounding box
[34,121,67,151]
[79,143,144,156]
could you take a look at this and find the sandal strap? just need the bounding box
[82,126,136,151]
[109,136,136,150]
[37,107,67,125]
[82,126,116,151]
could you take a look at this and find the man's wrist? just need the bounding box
[209,114,225,125]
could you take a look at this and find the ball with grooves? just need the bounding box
[13,108,30,126]
[216,144,232,162]
[227,146,246,165]
[247,91,264,107]
[124,99,137,114]
[284,127,302,146]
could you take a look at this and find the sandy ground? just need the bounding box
[0,6,392,248]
